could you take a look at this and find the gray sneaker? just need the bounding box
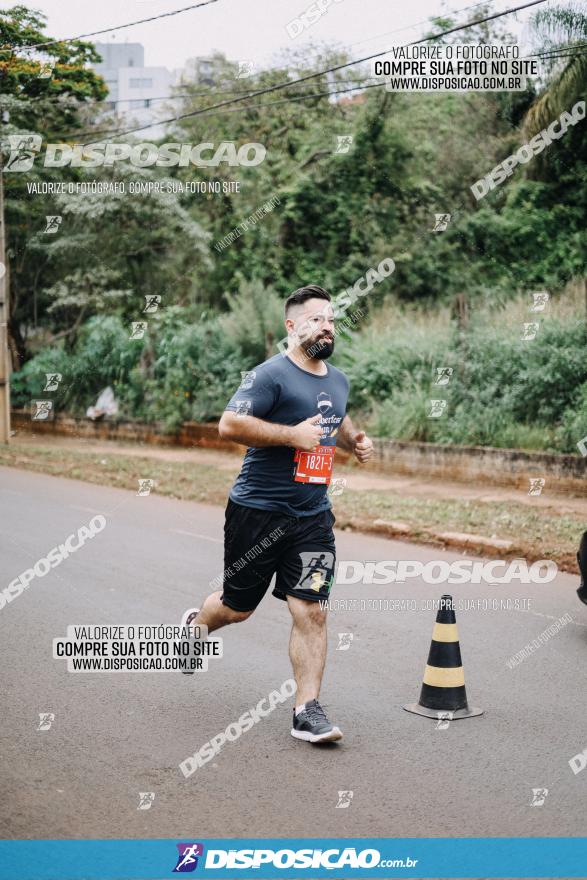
[179,607,200,675]
[291,699,343,743]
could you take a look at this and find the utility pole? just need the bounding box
[0,115,10,445]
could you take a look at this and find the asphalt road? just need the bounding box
[1,466,586,840]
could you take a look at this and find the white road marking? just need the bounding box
[523,608,587,628]
[169,529,222,544]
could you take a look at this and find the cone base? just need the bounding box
[403,702,484,719]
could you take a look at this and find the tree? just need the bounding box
[524,4,587,136]
[0,4,108,364]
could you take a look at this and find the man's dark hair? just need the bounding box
[285,285,331,316]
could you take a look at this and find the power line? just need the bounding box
[62,43,587,142]
[61,81,384,140]
[347,0,501,51]
[11,0,221,52]
[80,0,552,144]
[535,49,587,59]
[531,41,587,59]
[60,41,587,115]
[19,78,377,108]
[9,41,584,113]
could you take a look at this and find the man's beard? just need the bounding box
[303,334,335,360]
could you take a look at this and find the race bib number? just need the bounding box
[293,445,335,484]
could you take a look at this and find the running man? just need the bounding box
[181,285,373,743]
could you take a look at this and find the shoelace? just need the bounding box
[304,701,328,724]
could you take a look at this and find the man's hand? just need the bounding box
[353,430,373,463]
[290,414,323,451]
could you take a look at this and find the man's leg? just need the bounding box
[195,591,253,633]
[287,594,327,703]
[287,595,341,742]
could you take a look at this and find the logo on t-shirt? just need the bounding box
[317,391,333,413]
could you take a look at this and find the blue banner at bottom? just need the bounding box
[0,838,586,879]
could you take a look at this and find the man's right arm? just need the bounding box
[219,411,322,452]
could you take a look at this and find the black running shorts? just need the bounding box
[221,499,336,612]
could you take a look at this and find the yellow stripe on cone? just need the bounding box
[431,622,459,643]
[423,664,465,688]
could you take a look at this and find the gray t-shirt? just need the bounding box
[225,354,350,516]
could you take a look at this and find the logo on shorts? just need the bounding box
[295,551,334,593]
[173,843,204,872]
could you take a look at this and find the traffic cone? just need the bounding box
[403,594,483,720]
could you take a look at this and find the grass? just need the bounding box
[336,490,581,569]
[0,441,581,573]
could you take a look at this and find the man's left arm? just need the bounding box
[337,415,374,463]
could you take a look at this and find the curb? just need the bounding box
[337,515,579,576]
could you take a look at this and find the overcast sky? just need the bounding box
[28,0,537,71]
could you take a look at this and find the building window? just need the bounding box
[129,78,153,89]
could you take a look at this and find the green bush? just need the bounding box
[11,290,587,452]
[555,381,587,454]
[11,311,246,430]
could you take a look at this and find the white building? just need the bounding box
[93,43,175,139]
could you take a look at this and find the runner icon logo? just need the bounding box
[235,399,252,417]
[428,399,447,418]
[173,843,204,872]
[44,373,62,391]
[44,215,62,234]
[432,213,451,232]
[295,552,335,593]
[530,291,549,312]
[2,134,43,172]
[434,367,453,386]
[530,788,548,806]
[37,712,55,731]
[239,370,256,391]
[143,295,161,313]
[327,477,346,497]
[130,322,148,340]
[137,479,154,497]
[137,792,155,810]
[435,711,453,730]
[32,400,53,420]
[528,478,545,496]
[335,135,353,154]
